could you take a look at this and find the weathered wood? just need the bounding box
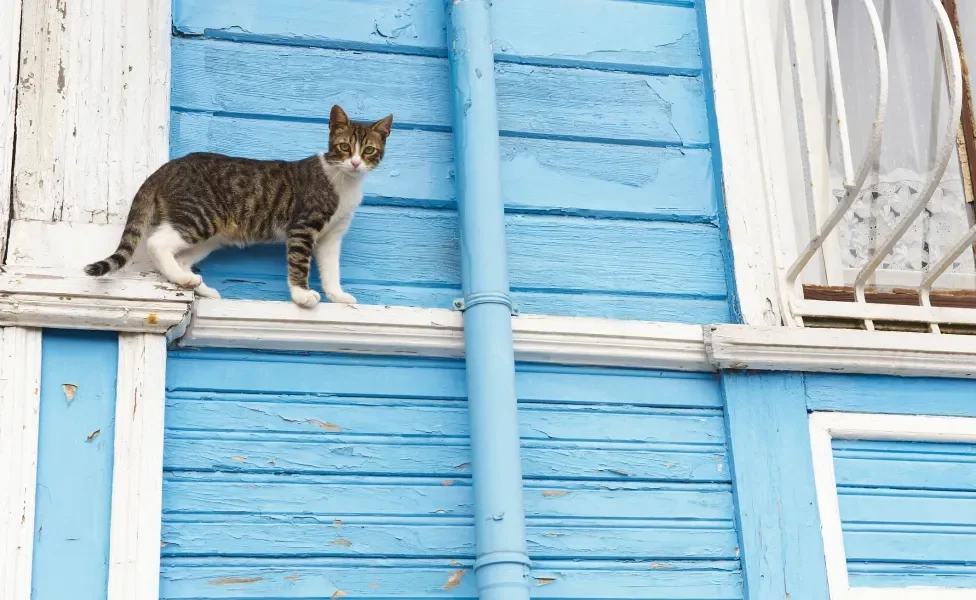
[13,0,170,225]
[173,0,702,74]
[722,373,831,600]
[0,0,21,258]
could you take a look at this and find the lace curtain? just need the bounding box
[826,0,976,276]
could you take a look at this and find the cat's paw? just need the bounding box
[176,273,203,288]
[290,286,321,308]
[326,290,357,305]
[194,283,221,299]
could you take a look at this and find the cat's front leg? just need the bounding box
[315,224,357,305]
[286,226,321,308]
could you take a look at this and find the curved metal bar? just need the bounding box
[786,0,889,287]
[823,0,854,186]
[853,0,963,301]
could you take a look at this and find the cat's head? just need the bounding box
[326,105,393,176]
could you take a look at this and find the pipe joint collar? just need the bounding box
[452,292,519,315]
[473,551,532,572]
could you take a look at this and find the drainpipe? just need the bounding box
[445,1,532,599]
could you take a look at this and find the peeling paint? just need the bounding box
[535,577,556,586]
[443,570,465,590]
[147,313,159,325]
[62,383,77,401]
[441,479,455,486]
[231,456,247,463]
[86,429,100,442]
[331,591,349,599]
[284,574,300,581]
[541,490,567,497]
[330,538,352,547]
[308,419,342,432]
[207,577,262,586]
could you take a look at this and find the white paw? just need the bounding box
[326,290,357,305]
[290,286,321,308]
[194,283,221,299]
[176,273,203,288]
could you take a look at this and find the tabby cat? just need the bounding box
[84,105,393,308]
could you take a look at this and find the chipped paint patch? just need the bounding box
[443,570,465,590]
[330,538,352,547]
[441,479,455,486]
[308,419,342,432]
[331,591,349,599]
[147,313,159,325]
[535,577,556,586]
[207,577,262,586]
[231,456,247,463]
[62,383,77,401]
[541,490,567,497]
[284,574,300,581]
[86,429,100,442]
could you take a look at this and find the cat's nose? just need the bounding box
[350,157,362,168]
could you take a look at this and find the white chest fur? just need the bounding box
[318,152,364,230]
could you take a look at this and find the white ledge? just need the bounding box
[707,324,976,379]
[0,267,193,339]
[182,299,712,372]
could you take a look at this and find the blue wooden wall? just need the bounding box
[170,0,733,324]
[159,349,743,599]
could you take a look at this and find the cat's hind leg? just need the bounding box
[147,223,203,289]
[176,237,224,299]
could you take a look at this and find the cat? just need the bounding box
[84,105,392,308]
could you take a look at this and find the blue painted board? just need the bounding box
[834,438,976,589]
[32,330,119,600]
[171,111,718,222]
[159,559,743,599]
[171,38,709,146]
[721,372,830,600]
[162,350,740,599]
[805,373,976,416]
[173,0,703,74]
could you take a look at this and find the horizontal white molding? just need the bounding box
[792,297,976,326]
[0,267,192,338]
[182,299,712,371]
[707,324,976,378]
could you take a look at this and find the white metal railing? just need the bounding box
[784,0,971,333]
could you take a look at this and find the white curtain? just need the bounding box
[821,0,976,277]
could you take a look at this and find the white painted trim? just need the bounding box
[182,299,712,372]
[106,333,168,600]
[0,0,21,258]
[703,0,792,327]
[707,323,976,378]
[0,267,193,338]
[0,327,42,600]
[809,412,976,600]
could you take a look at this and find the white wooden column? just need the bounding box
[9,0,170,268]
[0,327,43,600]
[107,333,169,600]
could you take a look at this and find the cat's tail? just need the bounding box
[84,183,156,277]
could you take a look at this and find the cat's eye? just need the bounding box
[363,147,376,155]
[338,143,351,152]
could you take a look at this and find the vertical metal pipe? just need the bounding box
[444,1,531,599]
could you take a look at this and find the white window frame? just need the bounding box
[809,411,976,600]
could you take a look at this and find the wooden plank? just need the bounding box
[838,491,976,527]
[804,284,976,309]
[171,38,709,145]
[804,373,976,417]
[164,398,728,446]
[845,530,976,564]
[13,0,170,225]
[30,331,119,600]
[166,352,725,408]
[834,440,976,491]
[162,474,734,521]
[160,519,739,561]
[171,111,718,222]
[159,560,743,599]
[721,373,831,600]
[0,0,20,258]
[173,0,702,74]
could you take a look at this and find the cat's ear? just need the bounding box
[371,114,393,139]
[330,105,350,129]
